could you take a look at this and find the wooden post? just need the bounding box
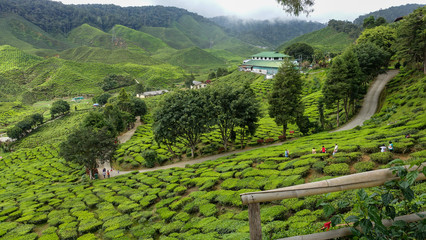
[248,203,262,240]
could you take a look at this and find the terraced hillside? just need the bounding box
[0,69,424,239]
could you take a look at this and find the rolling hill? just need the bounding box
[276,26,356,54]
[0,14,74,56]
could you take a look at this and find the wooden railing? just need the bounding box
[240,163,425,240]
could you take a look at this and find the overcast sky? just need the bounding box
[52,0,424,23]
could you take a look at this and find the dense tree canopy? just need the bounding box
[285,42,315,62]
[207,83,261,150]
[395,6,426,73]
[50,100,70,118]
[268,60,304,139]
[59,126,117,173]
[353,42,391,78]
[153,90,212,158]
[356,25,396,54]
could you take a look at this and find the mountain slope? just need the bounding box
[0,14,73,55]
[59,46,158,65]
[110,25,172,53]
[211,17,325,48]
[277,26,355,53]
[353,4,424,25]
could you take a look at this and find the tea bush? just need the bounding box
[369,152,393,163]
[354,161,375,172]
[323,163,350,176]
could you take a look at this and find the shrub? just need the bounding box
[78,218,102,234]
[257,139,264,144]
[130,225,156,239]
[102,215,132,232]
[323,163,350,176]
[265,138,274,143]
[312,161,326,173]
[410,150,426,159]
[260,205,287,223]
[354,161,375,172]
[156,208,176,221]
[142,150,158,168]
[199,204,218,217]
[370,152,393,163]
[77,233,96,240]
[327,156,350,163]
[159,221,184,235]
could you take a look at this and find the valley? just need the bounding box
[0,1,425,240]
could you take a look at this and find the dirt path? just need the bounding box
[332,70,399,132]
[97,117,142,178]
[100,71,399,177]
[102,140,287,177]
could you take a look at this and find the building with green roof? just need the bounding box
[240,52,290,77]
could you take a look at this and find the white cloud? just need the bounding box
[52,0,425,23]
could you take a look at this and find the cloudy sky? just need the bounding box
[52,0,424,23]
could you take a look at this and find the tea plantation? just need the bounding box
[0,70,425,239]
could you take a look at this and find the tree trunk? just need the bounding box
[336,99,340,127]
[166,143,176,158]
[282,124,287,140]
[240,131,245,149]
[424,50,426,74]
[343,97,348,122]
[190,146,195,158]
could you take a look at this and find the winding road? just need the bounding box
[99,70,399,177]
[332,70,399,132]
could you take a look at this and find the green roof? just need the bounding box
[251,52,289,58]
[242,60,283,68]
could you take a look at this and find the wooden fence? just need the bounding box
[240,163,425,240]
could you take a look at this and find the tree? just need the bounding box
[285,42,314,62]
[17,118,35,133]
[275,0,314,16]
[30,113,44,126]
[296,115,311,135]
[354,42,391,79]
[185,74,195,88]
[134,82,145,95]
[153,90,211,158]
[7,126,23,140]
[233,85,261,149]
[363,16,387,29]
[59,126,117,176]
[94,93,111,105]
[323,56,347,127]
[395,6,426,73]
[341,48,363,119]
[116,88,132,113]
[356,25,396,55]
[50,100,70,118]
[207,83,261,150]
[130,97,147,118]
[268,60,304,140]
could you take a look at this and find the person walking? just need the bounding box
[321,146,326,153]
[312,148,316,154]
[380,144,387,152]
[102,168,106,179]
[388,141,393,152]
[285,149,289,158]
[107,170,110,178]
[333,144,338,156]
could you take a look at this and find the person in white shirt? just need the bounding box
[333,144,338,156]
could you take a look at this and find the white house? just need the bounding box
[136,90,169,98]
[239,52,290,76]
[191,81,207,89]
